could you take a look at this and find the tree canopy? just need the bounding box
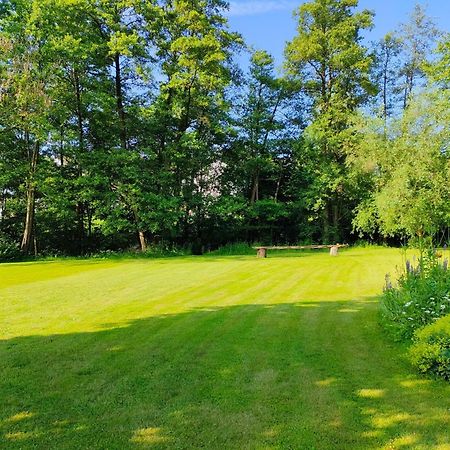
[0,0,448,259]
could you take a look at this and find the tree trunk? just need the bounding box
[129,203,146,252]
[332,202,340,241]
[250,170,259,203]
[74,69,84,152]
[403,71,414,109]
[0,189,6,222]
[114,52,127,150]
[322,206,330,244]
[87,205,93,237]
[138,230,147,252]
[76,202,85,253]
[73,68,87,253]
[274,169,282,202]
[382,61,388,123]
[21,141,39,255]
[113,56,145,251]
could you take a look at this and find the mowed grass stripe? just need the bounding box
[1,253,335,338]
[1,248,449,449]
[1,259,261,338]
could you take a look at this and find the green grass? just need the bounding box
[1,248,449,449]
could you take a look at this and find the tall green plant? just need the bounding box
[285,0,375,242]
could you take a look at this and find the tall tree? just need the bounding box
[285,0,374,242]
[372,33,402,123]
[398,3,440,108]
[426,34,450,87]
[0,0,57,255]
[351,90,450,241]
[231,50,292,204]
[223,50,302,243]
[140,0,242,247]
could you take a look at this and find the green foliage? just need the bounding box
[0,0,448,256]
[397,4,440,108]
[286,0,374,110]
[409,314,450,381]
[89,243,189,260]
[285,0,375,242]
[381,251,450,340]
[352,90,450,240]
[208,242,254,256]
[0,233,20,261]
[426,34,450,86]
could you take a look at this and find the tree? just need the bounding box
[139,0,242,247]
[351,90,450,241]
[285,0,374,242]
[398,3,440,108]
[426,34,450,87]
[0,0,446,257]
[0,0,58,255]
[371,33,403,123]
[229,51,293,203]
[222,50,301,243]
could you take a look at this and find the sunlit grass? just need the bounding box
[1,248,449,449]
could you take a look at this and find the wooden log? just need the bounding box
[257,247,267,258]
[252,245,348,250]
[252,244,348,257]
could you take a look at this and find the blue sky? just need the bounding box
[227,0,450,69]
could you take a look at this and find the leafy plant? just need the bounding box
[409,313,450,381]
[381,250,450,340]
[0,234,21,262]
[208,242,254,256]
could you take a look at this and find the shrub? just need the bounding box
[90,243,189,259]
[381,250,450,340]
[143,243,189,258]
[209,242,254,256]
[409,314,450,381]
[0,235,21,262]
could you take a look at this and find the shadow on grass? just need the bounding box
[1,301,449,449]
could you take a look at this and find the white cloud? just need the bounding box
[227,0,297,17]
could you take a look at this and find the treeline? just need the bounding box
[0,0,449,258]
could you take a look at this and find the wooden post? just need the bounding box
[257,247,267,258]
[330,245,338,256]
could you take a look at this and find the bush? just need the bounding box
[89,243,189,259]
[409,314,450,381]
[208,242,254,256]
[143,243,189,258]
[381,250,450,340]
[0,235,21,262]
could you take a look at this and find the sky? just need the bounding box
[226,0,450,70]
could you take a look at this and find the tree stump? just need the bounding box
[330,245,338,256]
[257,247,267,258]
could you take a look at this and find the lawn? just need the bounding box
[1,248,449,449]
